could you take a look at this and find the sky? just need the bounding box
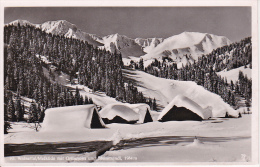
[4,7,251,42]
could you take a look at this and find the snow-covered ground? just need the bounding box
[5,114,251,162]
[217,66,252,83]
[97,137,251,162]
[100,114,250,163]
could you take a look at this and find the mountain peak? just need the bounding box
[41,20,78,35]
[56,20,75,26]
[7,19,33,26]
[105,33,123,39]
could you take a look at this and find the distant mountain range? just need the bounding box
[7,19,232,67]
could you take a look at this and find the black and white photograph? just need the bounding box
[1,0,259,165]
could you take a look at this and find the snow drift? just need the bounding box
[184,86,239,118]
[158,95,212,121]
[99,104,139,124]
[41,105,106,132]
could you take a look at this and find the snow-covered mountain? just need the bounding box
[96,32,231,61]
[8,19,38,27]
[140,32,232,68]
[7,20,231,64]
[96,33,146,58]
[7,20,103,47]
[40,20,103,47]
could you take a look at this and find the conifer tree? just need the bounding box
[28,102,39,123]
[15,97,24,122]
[7,98,16,122]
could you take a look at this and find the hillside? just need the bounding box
[217,65,251,83]
[3,22,149,129]
[123,69,238,117]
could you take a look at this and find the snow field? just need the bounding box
[5,114,251,144]
[5,111,251,162]
[217,66,251,83]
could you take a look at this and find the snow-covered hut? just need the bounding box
[127,103,153,123]
[99,104,139,124]
[183,85,239,118]
[41,104,106,132]
[157,95,212,122]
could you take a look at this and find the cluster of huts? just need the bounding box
[41,95,239,130]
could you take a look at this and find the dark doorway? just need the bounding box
[91,109,105,128]
[159,105,203,122]
[143,108,153,123]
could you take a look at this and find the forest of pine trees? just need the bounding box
[132,37,252,108]
[4,23,156,133]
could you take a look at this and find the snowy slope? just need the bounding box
[123,69,238,117]
[217,66,252,83]
[66,84,120,107]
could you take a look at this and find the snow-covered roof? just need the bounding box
[41,105,105,132]
[99,103,139,122]
[184,86,239,118]
[126,103,153,123]
[157,95,212,121]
